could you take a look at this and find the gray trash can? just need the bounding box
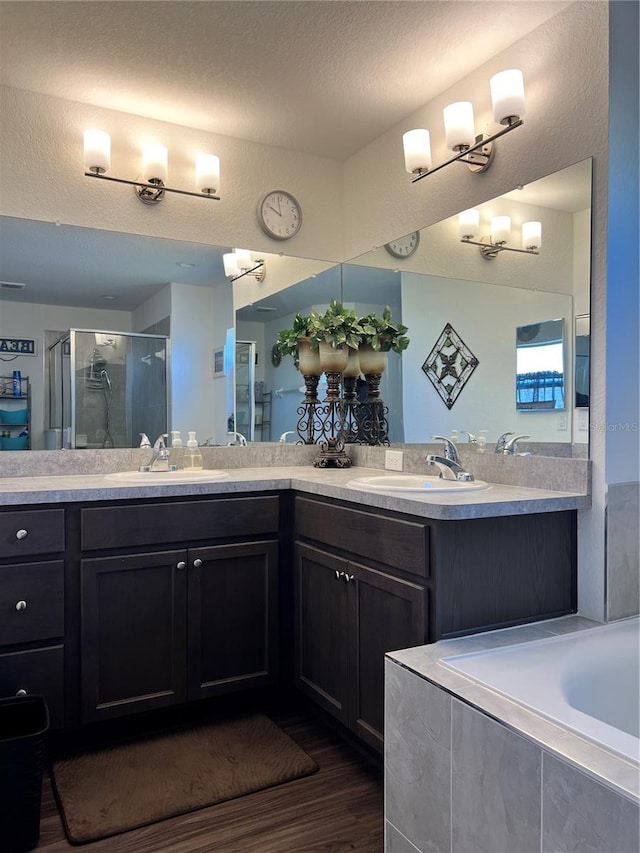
[0,694,49,853]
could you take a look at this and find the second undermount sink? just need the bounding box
[347,474,489,494]
[105,470,230,485]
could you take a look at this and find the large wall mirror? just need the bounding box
[239,158,592,454]
[0,159,592,457]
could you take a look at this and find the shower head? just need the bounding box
[100,369,112,391]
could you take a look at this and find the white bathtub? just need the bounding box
[442,617,640,764]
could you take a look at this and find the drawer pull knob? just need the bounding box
[335,570,341,580]
[15,600,27,611]
[16,689,27,697]
[176,561,187,570]
[193,558,203,568]
[344,574,354,583]
[16,529,28,540]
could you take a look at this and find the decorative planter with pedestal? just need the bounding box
[357,344,390,446]
[296,338,322,445]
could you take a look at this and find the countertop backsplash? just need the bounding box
[0,443,590,495]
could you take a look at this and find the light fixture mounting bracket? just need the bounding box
[134,178,165,205]
[459,135,495,173]
[230,261,266,283]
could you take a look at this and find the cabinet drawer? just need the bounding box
[295,496,429,578]
[0,561,64,646]
[81,496,280,551]
[0,645,64,729]
[0,509,65,558]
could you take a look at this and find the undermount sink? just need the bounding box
[105,470,230,485]
[347,474,489,494]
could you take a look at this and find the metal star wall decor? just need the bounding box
[422,323,479,409]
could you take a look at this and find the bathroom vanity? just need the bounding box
[0,464,585,754]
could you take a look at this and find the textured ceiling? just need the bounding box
[0,0,571,160]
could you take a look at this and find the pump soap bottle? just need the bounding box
[184,432,203,470]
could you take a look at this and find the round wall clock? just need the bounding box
[257,190,303,241]
[271,343,282,367]
[384,231,420,259]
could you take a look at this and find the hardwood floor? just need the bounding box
[35,697,384,853]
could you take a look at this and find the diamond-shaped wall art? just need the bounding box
[422,323,479,410]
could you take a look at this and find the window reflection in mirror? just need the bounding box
[574,314,590,408]
[515,319,565,412]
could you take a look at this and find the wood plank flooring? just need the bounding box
[35,700,383,853]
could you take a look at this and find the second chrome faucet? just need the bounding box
[426,436,475,482]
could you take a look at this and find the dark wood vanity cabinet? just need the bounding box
[79,496,280,723]
[293,494,576,753]
[0,508,66,728]
[294,497,428,753]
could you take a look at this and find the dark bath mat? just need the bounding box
[50,712,318,844]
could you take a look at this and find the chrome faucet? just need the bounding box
[461,430,477,447]
[279,431,297,443]
[494,432,514,454]
[140,433,170,471]
[226,431,247,446]
[426,436,475,481]
[430,435,460,463]
[503,434,531,455]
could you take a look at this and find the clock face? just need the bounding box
[384,231,420,259]
[257,191,303,240]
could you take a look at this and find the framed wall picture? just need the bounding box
[213,345,226,378]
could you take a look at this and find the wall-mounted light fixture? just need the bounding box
[83,130,220,204]
[459,209,541,260]
[403,69,526,182]
[223,249,266,282]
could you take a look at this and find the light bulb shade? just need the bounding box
[234,248,252,270]
[84,130,111,173]
[522,220,542,250]
[196,153,220,194]
[443,101,475,151]
[490,69,526,125]
[403,129,432,173]
[223,253,240,277]
[458,208,480,239]
[142,143,168,182]
[491,215,511,245]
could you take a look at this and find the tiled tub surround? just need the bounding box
[385,616,640,853]
[607,481,640,621]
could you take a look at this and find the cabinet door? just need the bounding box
[294,543,350,726]
[81,550,188,722]
[187,541,278,700]
[349,561,426,752]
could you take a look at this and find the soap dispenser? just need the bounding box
[171,430,183,448]
[184,431,203,471]
[477,430,488,454]
[449,429,459,445]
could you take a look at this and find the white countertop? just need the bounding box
[0,466,590,519]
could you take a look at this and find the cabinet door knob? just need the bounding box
[15,689,27,697]
[344,574,354,583]
[176,561,187,570]
[335,570,341,580]
[192,558,203,568]
[15,600,27,611]
[15,529,28,540]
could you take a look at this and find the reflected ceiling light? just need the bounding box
[223,249,266,282]
[459,209,541,259]
[403,69,525,182]
[83,130,220,204]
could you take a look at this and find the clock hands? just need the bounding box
[266,202,282,217]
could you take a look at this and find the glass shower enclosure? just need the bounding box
[48,329,170,449]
